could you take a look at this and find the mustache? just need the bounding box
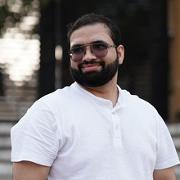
[79,60,104,68]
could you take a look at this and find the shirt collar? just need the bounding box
[72,82,127,110]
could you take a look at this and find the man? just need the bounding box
[11,13,179,180]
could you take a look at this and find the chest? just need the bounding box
[57,106,157,164]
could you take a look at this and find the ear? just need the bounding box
[116,45,125,65]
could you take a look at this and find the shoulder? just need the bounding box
[35,83,78,110]
[119,89,162,127]
[38,86,72,104]
[121,89,156,112]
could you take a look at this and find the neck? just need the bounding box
[80,75,119,106]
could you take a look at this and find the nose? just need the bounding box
[82,46,96,61]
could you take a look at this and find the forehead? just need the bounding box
[70,23,113,46]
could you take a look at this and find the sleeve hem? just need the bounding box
[155,159,180,170]
[11,153,54,167]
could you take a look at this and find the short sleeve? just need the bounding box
[11,101,61,166]
[155,111,180,169]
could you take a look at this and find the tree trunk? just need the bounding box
[38,0,56,98]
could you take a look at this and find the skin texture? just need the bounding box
[12,23,177,180]
[153,167,177,180]
[12,161,50,180]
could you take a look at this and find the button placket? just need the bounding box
[112,109,122,147]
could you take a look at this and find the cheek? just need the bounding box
[105,51,117,64]
[70,61,79,69]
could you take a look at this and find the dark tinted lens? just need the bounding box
[71,46,85,54]
[91,42,108,58]
[70,46,85,61]
[92,42,108,50]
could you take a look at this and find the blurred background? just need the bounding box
[0,0,180,179]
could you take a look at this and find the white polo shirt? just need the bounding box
[11,82,180,180]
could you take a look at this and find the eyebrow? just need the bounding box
[70,40,107,49]
[70,44,83,50]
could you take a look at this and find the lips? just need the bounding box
[81,63,102,73]
[82,64,101,72]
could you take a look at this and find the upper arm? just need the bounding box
[153,167,177,180]
[11,101,61,174]
[13,161,50,180]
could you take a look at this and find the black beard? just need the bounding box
[70,58,119,87]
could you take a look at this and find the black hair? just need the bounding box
[67,13,121,46]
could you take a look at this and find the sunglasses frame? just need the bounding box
[69,41,116,62]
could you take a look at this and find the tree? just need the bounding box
[0,0,38,36]
[0,0,169,120]
[0,0,59,98]
[38,0,57,97]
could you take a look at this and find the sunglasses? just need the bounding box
[69,41,116,62]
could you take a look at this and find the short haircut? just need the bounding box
[67,13,121,46]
